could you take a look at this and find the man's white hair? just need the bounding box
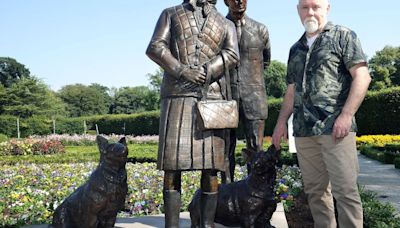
[298,0,329,5]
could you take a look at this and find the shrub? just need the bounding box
[394,157,400,169]
[357,87,400,135]
[31,140,65,155]
[360,187,400,228]
[54,117,87,135]
[265,98,282,136]
[0,134,8,143]
[0,115,17,137]
[89,112,160,135]
[0,139,65,156]
[385,143,400,152]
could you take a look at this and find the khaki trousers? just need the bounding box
[295,133,363,228]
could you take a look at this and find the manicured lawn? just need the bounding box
[0,144,160,165]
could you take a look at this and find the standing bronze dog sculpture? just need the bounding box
[189,145,280,228]
[51,136,128,228]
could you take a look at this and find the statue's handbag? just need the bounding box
[197,61,239,130]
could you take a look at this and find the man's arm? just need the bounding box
[207,21,239,80]
[261,24,271,69]
[272,84,295,149]
[332,63,371,140]
[146,9,205,84]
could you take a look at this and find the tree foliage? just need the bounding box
[58,84,110,117]
[0,57,31,87]
[0,77,66,118]
[264,60,287,98]
[111,86,159,114]
[88,83,113,113]
[368,46,400,90]
[146,67,163,93]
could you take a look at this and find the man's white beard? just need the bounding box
[303,17,319,34]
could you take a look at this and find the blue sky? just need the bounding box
[1,0,399,91]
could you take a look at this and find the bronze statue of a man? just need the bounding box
[146,0,239,227]
[224,0,271,182]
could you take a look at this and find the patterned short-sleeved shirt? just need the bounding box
[286,22,367,137]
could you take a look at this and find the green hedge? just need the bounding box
[88,111,160,135]
[359,144,400,165]
[0,87,399,137]
[357,87,400,135]
[394,157,400,169]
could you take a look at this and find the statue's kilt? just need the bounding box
[157,97,225,171]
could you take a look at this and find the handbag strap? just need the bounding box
[201,57,232,101]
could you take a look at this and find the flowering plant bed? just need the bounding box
[0,161,300,227]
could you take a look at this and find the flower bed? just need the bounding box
[356,135,400,147]
[0,162,300,227]
[30,134,159,146]
[0,139,65,156]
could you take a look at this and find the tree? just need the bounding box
[111,86,159,114]
[58,84,110,117]
[146,67,163,93]
[88,83,112,113]
[369,46,400,90]
[0,57,31,87]
[0,77,66,118]
[264,60,287,98]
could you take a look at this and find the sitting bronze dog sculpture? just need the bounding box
[189,145,280,228]
[51,136,128,228]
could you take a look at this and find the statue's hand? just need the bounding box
[181,67,206,85]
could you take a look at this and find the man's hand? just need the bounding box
[180,67,206,85]
[272,122,288,150]
[332,112,353,142]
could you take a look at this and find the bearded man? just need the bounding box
[146,0,239,227]
[272,0,371,227]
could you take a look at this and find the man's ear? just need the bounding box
[119,137,127,146]
[96,135,108,154]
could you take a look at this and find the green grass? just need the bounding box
[0,142,295,166]
[0,144,160,165]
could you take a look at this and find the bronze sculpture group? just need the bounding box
[52,0,277,227]
[146,0,275,227]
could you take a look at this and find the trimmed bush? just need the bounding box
[89,111,160,135]
[55,117,87,134]
[394,157,400,169]
[1,87,400,137]
[357,87,400,135]
[265,98,282,136]
[21,116,52,137]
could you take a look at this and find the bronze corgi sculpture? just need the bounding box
[51,136,128,228]
[189,145,280,228]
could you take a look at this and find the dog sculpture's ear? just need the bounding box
[267,144,281,160]
[96,135,108,155]
[241,148,257,164]
[118,137,127,146]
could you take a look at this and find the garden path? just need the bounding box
[358,153,400,213]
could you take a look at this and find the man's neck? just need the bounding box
[229,11,245,22]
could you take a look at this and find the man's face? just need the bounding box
[226,0,247,14]
[297,0,330,35]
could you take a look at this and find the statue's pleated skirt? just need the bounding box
[157,97,225,171]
